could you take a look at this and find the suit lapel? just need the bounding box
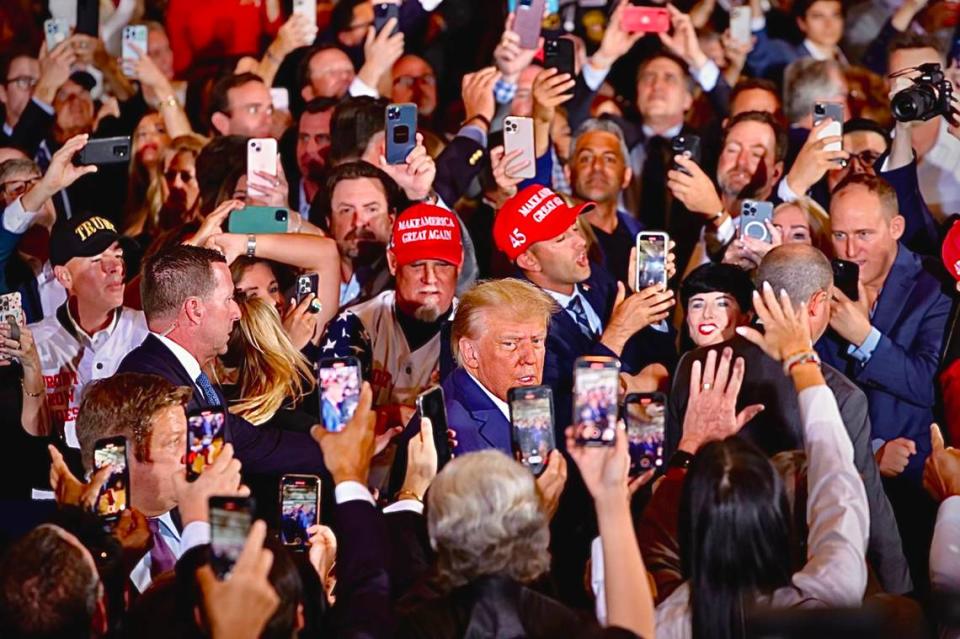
[456,370,511,451]
[871,246,919,337]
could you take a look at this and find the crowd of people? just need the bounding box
[1,0,960,636]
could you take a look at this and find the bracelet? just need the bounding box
[395,489,423,503]
[158,94,179,109]
[22,384,44,398]
[782,350,821,376]
[246,234,257,258]
[461,114,491,129]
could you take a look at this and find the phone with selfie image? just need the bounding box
[279,474,320,547]
[93,436,129,522]
[385,103,417,165]
[44,19,69,51]
[624,392,666,476]
[622,6,670,33]
[121,25,147,77]
[729,6,753,45]
[671,133,701,176]
[318,357,362,433]
[374,2,400,35]
[503,116,536,179]
[509,385,556,476]
[514,0,546,49]
[573,356,621,447]
[739,200,774,242]
[813,102,844,155]
[246,138,278,197]
[0,292,23,361]
[417,385,452,470]
[635,232,669,291]
[544,38,575,79]
[831,258,860,302]
[210,496,254,579]
[186,408,226,481]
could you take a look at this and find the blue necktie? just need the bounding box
[567,296,596,338]
[195,372,222,407]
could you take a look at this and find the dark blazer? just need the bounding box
[442,367,512,456]
[117,334,329,476]
[666,335,913,594]
[432,132,486,208]
[0,99,54,157]
[817,244,952,481]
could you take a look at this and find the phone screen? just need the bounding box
[418,386,451,468]
[94,438,129,521]
[319,359,361,432]
[574,358,620,446]
[624,394,666,475]
[210,498,253,579]
[509,387,555,475]
[186,409,226,480]
[636,233,668,291]
[280,475,320,546]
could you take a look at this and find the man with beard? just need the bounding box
[320,203,462,434]
[291,97,337,217]
[666,110,788,266]
[318,161,409,307]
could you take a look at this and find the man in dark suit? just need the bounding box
[745,0,848,80]
[492,184,677,434]
[117,244,329,476]
[666,243,912,594]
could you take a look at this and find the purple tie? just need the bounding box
[147,518,178,578]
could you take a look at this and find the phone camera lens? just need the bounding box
[274,210,287,222]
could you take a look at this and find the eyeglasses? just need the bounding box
[164,169,194,184]
[848,150,881,167]
[393,74,436,89]
[1,176,40,197]
[5,76,38,90]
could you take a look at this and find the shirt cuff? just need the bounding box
[420,0,444,10]
[458,124,488,148]
[348,77,379,99]
[383,499,425,515]
[590,536,607,625]
[845,326,881,363]
[31,96,54,115]
[690,59,719,92]
[334,480,376,506]
[2,197,39,234]
[180,520,211,553]
[751,15,766,31]
[651,319,670,333]
[716,215,736,245]
[777,178,801,203]
[871,437,886,454]
[582,62,610,92]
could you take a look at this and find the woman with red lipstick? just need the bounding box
[680,263,755,349]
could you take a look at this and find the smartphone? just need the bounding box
[671,133,701,176]
[813,101,844,155]
[296,273,320,306]
[622,6,670,33]
[503,116,536,179]
[227,206,289,234]
[514,0,547,49]
[384,103,417,165]
[0,292,23,361]
[636,231,669,291]
[76,0,100,37]
[508,385,556,476]
[318,357,362,433]
[210,496,254,579]
[729,6,753,45]
[544,37,575,79]
[624,392,666,476]
[93,436,129,522]
[573,356,621,447]
[292,0,317,25]
[739,200,774,242]
[279,474,320,547]
[270,87,290,112]
[76,136,131,165]
[374,2,400,35]
[246,138,278,197]
[44,18,69,51]
[831,258,860,302]
[416,386,452,469]
[186,408,226,481]
[121,25,147,77]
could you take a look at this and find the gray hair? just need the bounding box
[756,244,833,306]
[783,59,844,124]
[427,450,551,589]
[570,118,631,167]
[0,158,39,183]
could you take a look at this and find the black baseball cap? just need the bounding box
[49,214,119,266]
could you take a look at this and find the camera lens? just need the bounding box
[275,209,287,222]
[113,146,127,157]
[891,84,938,123]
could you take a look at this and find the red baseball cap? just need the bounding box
[493,184,595,261]
[390,203,463,267]
[942,219,960,282]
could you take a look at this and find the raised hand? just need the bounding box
[378,132,436,201]
[924,424,960,500]
[784,118,850,196]
[493,13,542,81]
[666,154,724,217]
[591,0,645,69]
[534,450,568,520]
[173,443,250,526]
[357,18,404,89]
[401,415,439,500]
[565,422,630,503]
[659,4,709,70]
[462,67,501,129]
[601,282,676,355]
[735,281,813,361]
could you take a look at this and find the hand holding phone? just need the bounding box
[246,138,279,197]
[319,358,362,432]
[279,475,320,547]
[543,38,575,78]
[385,103,418,165]
[513,0,547,49]
[622,6,670,33]
[503,116,536,179]
[831,259,860,302]
[186,408,227,481]
[813,102,844,160]
[374,2,400,35]
[635,232,669,291]
[509,386,556,476]
[624,393,666,475]
[210,496,254,579]
[93,436,130,522]
[76,136,132,165]
[122,25,148,77]
[417,386,452,470]
[573,357,621,446]
[739,200,774,243]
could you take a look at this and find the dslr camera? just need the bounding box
[890,63,959,125]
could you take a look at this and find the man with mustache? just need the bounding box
[28,213,149,454]
[320,203,462,435]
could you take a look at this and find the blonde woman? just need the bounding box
[220,297,318,430]
[723,196,831,270]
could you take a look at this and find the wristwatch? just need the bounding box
[246,234,256,258]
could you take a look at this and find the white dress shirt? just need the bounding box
[130,511,211,592]
[544,286,603,336]
[465,370,510,420]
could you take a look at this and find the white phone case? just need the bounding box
[247,138,279,196]
[44,19,69,50]
[293,0,317,22]
[503,116,536,180]
[121,26,148,77]
[729,6,752,45]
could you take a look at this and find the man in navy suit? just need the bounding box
[492,184,677,437]
[117,244,329,477]
[817,173,952,482]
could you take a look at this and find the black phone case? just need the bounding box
[832,260,860,301]
[544,39,575,78]
[374,2,399,35]
[77,136,131,165]
[76,0,100,36]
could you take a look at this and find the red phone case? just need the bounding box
[622,7,670,33]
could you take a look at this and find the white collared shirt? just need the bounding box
[152,332,203,389]
[129,511,211,593]
[544,286,603,336]
[918,119,960,222]
[465,370,510,420]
